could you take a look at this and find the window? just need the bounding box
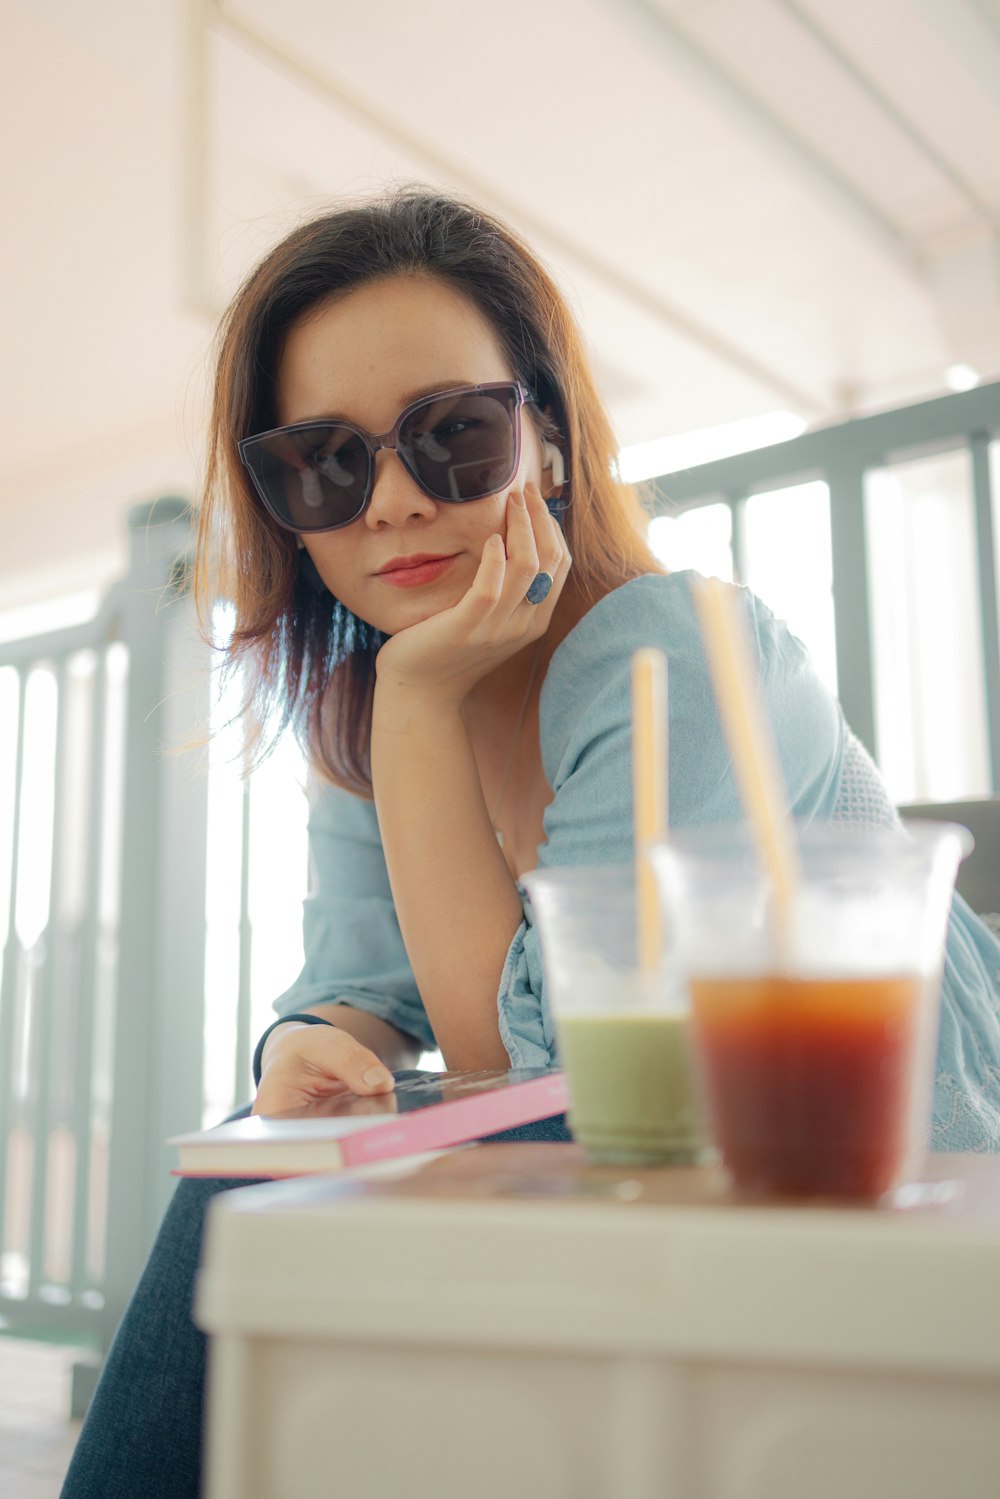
[865,450,991,803]
[648,503,733,582]
[743,481,837,697]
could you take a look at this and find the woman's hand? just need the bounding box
[252,1022,396,1117]
[373,480,571,708]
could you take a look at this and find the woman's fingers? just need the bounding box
[500,481,572,614]
[252,1023,395,1116]
[520,482,571,603]
[502,487,543,599]
[462,487,537,625]
[474,529,507,606]
[459,480,568,636]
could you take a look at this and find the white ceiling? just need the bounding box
[4,0,1000,609]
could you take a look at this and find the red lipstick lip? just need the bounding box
[377,552,458,575]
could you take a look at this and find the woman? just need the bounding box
[62,188,1000,1497]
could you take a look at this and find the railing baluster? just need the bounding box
[0,670,28,1277]
[234,776,253,1114]
[100,500,207,1362]
[826,459,878,760]
[70,645,109,1306]
[26,662,66,1299]
[970,434,1000,794]
[727,492,748,584]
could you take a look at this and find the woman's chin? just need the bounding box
[371,588,465,633]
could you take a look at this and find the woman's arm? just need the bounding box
[251,776,438,1115]
[257,1001,423,1078]
[370,483,569,1070]
[252,999,425,1116]
[370,692,523,1070]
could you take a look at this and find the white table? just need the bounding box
[195,1147,1000,1499]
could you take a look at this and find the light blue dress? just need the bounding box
[276,573,1000,1152]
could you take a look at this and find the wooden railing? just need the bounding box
[0,498,210,1414]
[645,380,1000,788]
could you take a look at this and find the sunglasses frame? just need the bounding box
[239,380,535,534]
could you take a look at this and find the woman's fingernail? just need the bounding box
[363,1066,393,1088]
[511,490,527,507]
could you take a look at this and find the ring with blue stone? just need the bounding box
[525,571,554,605]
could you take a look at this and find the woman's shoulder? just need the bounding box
[539,570,843,807]
[549,569,817,663]
[539,572,699,780]
[550,571,695,656]
[541,571,716,723]
[544,570,826,709]
[543,572,687,694]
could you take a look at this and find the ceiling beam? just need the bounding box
[613,0,930,277]
[181,0,832,416]
[776,0,1000,232]
[918,0,1000,119]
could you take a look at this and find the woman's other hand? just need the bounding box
[252,1021,396,1117]
[373,480,571,707]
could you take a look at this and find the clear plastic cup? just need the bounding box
[521,864,710,1165]
[653,820,971,1201]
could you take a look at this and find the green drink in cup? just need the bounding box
[558,1011,704,1163]
[524,648,706,1165]
[521,864,710,1165]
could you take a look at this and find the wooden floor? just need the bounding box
[0,1337,83,1498]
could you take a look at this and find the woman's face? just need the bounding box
[274,272,547,633]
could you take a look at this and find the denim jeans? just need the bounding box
[61,1076,572,1498]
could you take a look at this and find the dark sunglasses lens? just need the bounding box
[244,426,369,531]
[400,388,519,501]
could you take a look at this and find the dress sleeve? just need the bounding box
[498,573,844,1068]
[932,895,1000,1150]
[273,781,436,1052]
[832,735,1000,1149]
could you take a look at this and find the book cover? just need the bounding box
[169,1069,568,1178]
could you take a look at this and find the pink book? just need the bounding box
[170,1069,568,1178]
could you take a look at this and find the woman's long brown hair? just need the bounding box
[195,187,663,794]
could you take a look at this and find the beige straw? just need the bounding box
[692,578,800,943]
[631,648,668,971]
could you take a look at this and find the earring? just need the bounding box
[541,440,566,489]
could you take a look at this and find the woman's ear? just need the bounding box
[531,378,569,510]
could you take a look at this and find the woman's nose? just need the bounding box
[363,448,439,528]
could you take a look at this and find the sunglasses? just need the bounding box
[238,381,534,534]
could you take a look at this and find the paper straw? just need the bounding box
[692,578,800,941]
[631,648,668,971]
